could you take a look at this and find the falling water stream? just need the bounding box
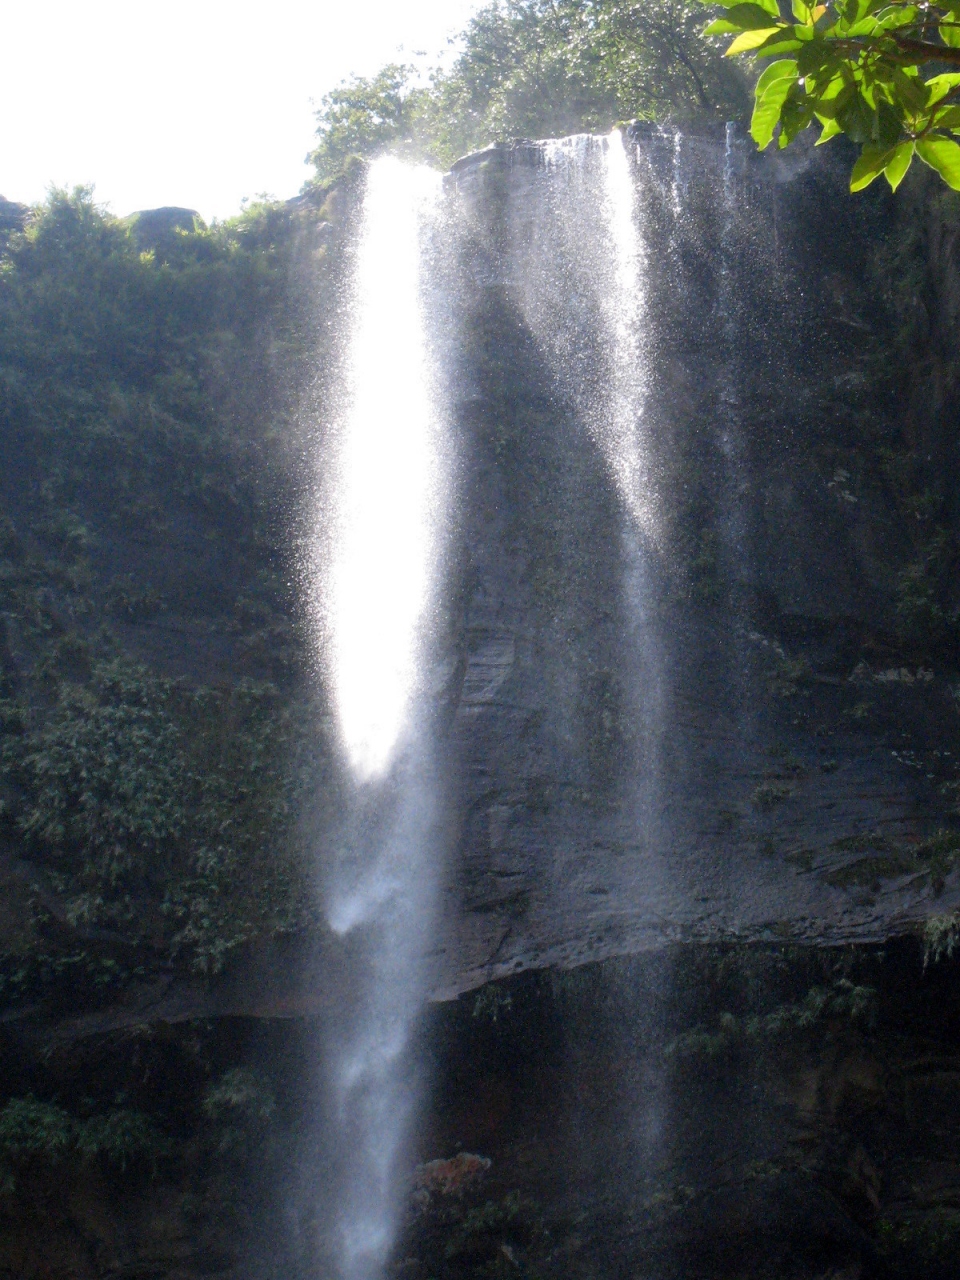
[596,130,655,539]
[323,155,447,1280]
[522,131,655,540]
[321,133,663,1280]
[329,157,444,784]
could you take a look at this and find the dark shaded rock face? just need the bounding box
[424,131,960,997]
[4,942,960,1279]
[399,940,960,1280]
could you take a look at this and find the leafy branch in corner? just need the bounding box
[700,0,960,189]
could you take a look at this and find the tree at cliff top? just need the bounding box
[704,0,960,191]
[308,0,750,178]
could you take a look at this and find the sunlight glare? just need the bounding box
[329,157,443,781]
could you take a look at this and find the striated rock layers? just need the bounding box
[425,129,960,996]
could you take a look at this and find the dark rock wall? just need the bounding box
[402,940,960,1280]
[426,133,960,997]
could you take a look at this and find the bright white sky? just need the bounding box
[1,0,479,223]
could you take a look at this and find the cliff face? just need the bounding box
[424,130,960,997]
[1,137,960,1278]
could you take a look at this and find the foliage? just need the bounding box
[821,828,960,891]
[702,0,960,190]
[0,1098,75,1165]
[877,1208,960,1272]
[309,65,414,181]
[202,1067,277,1159]
[0,1096,167,1185]
[472,982,514,1022]
[1,662,317,974]
[202,1067,276,1125]
[0,187,330,998]
[666,978,877,1058]
[12,663,189,899]
[923,909,960,964]
[309,0,750,177]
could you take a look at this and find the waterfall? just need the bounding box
[329,158,444,782]
[314,130,671,1279]
[491,129,671,1177]
[320,155,447,1280]
[715,122,749,575]
[513,131,656,541]
[597,130,656,540]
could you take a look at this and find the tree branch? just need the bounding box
[890,33,960,65]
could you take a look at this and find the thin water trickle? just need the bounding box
[518,131,655,541]
[598,129,654,539]
[716,123,749,563]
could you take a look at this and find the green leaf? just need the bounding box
[726,25,781,51]
[877,99,904,147]
[751,63,801,146]
[845,16,882,34]
[755,57,801,93]
[707,3,787,31]
[816,115,845,141]
[875,5,918,27]
[893,68,929,112]
[933,104,960,128]
[797,39,835,72]
[850,143,893,189]
[836,90,877,143]
[941,20,960,46]
[884,140,915,189]
[917,135,960,187]
[925,73,960,106]
[729,0,788,22]
[811,70,850,112]
[841,0,866,21]
[756,27,806,53]
[779,96,815,143]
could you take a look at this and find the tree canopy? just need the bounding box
[309,0,750,179]
[703,0,960,190]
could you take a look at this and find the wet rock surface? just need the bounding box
[426,130,960,997]
[396,941,960,1280]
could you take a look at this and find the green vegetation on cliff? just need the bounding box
[0,187,336,1001]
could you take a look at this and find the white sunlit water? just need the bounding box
[330,156,444,782]
[715,122,749,572]
[597,129,654,539]
[524,130,655,541]
[321,154,447,1280]
[326,773,440,1280]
